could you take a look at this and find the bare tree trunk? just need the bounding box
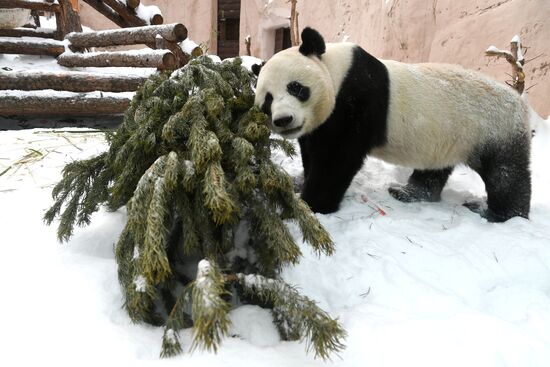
[0,71,147,93]
[485,35,526,94]
[288,0,300,46]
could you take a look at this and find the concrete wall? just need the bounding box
[79,0,550,116]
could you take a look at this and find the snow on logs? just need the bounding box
[0,36,65,57]
[0,90,132,115]
[0,70,147,93]
[57,49,177,70]
[65,23,187,49]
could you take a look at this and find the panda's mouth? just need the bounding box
[278,125,302,138]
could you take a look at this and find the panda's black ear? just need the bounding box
[251,62,265,76]
[299,27,326,57]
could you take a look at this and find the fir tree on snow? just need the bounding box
[44,56,345,359]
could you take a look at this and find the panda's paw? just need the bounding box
[388,184,440,203]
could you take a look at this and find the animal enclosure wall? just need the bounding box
[79,0,550,117]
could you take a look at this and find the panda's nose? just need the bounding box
[273,116,293,127]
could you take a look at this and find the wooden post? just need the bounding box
[0,37,65,57]
[55,0,82,40]
[0,92,132,115]
[57,49,177,70]
[288,0,299,46]
[0,70,147,93]
[66,23,187,48]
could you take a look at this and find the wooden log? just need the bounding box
[81,0,131,28]
[0,37,65,56]
[0,70,147,93]
[0,27,56,39]
[57,49,177,70]
[150,38,188,68]
[126,0,140,9]
[66,23,187,48]
[0,91,131,115]
[55,0,82,40]
[0,0,61,12]
[101,0,147,26]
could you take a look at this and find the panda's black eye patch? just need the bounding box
[261,92,273,116]
[287,81,310,102]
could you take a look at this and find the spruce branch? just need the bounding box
[190,260,231,352]
[235,273,346,360]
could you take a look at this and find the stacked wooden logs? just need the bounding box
[58,23,189,70]
[0,0,82,41]
[0,1,195,116]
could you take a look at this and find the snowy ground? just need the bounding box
[2,54,550,366]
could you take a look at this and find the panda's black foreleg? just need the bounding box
[471,144,531,222]
[300,153,364,214]
[389,167,453,203]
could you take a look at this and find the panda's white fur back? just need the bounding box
[368,60,530,169]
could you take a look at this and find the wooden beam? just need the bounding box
[0,27,56,39]
[66,23,187,48]
[101,0,146,26]
[81,0,131,28]
[0,37,65,57]
[0,91,131,115]
[0,0,61,12]
[57,49,177,70]
[0,70,147,93]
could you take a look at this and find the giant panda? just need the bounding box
[252,27,531,223]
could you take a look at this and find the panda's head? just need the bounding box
[253,28,336,139]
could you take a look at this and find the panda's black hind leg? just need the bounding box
[389,167,453,203]
[471,143,531,222]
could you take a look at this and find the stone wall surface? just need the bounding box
[79,0,550,116]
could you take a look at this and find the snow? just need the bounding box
[180,38,200,55]
[135,4,162,25]
[228,305,281,347]
[2,54,550,365]
[134,275,147,292]
[0,89,135,100]
[485,45,502,53]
